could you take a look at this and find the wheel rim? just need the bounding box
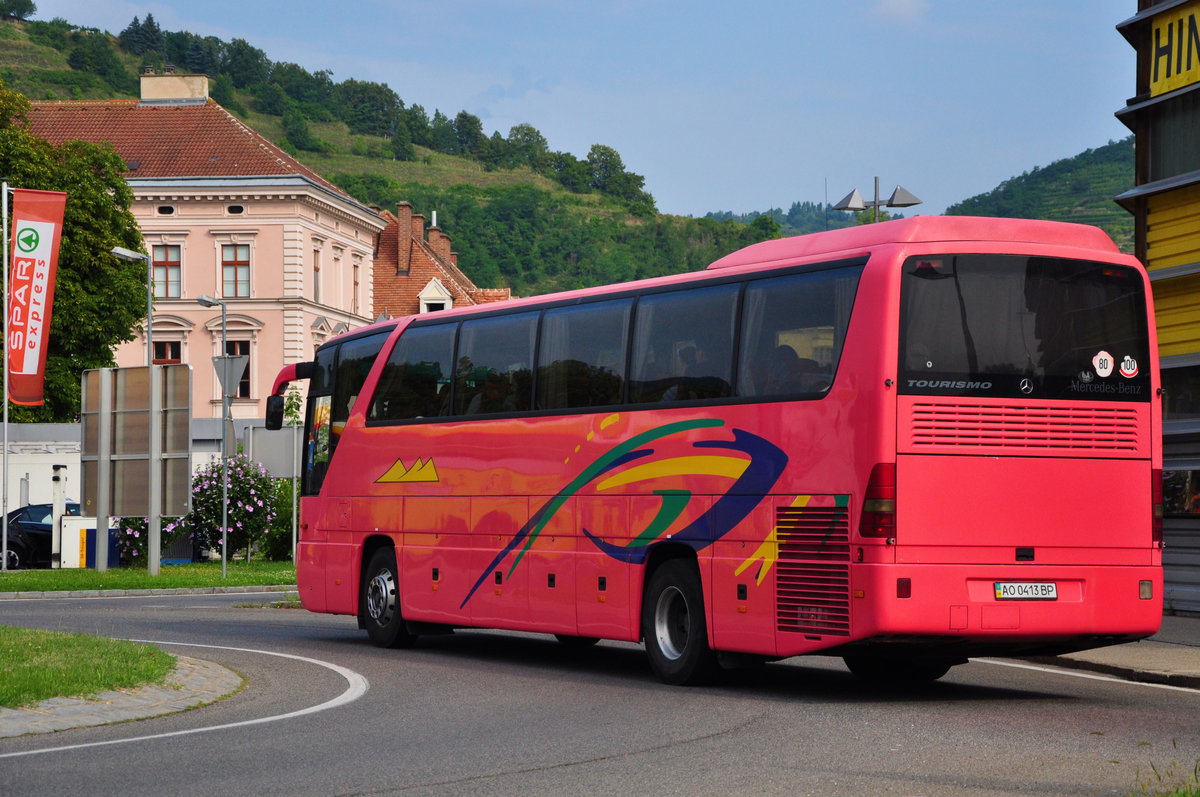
[365,567,396,626]
[4,548,19,570]
[654,585,690,661]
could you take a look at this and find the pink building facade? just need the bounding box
[29,73,387,419]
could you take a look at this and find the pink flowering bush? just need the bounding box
[178,453,279,557]
[114,516,187,567]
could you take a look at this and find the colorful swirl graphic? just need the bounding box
[460,417,788,608]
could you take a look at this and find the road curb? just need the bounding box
[1029,656,1200,690]
[0,654,244,739]
[0,585,297,600]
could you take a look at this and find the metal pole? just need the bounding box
[146,254,160,575]
[96,369,112,571]
[292,423,299,563]
[2,181,9,572]
[874,175,880,225]
[145,252,153,367]
[148,364,162,575]
[220,301,228,579]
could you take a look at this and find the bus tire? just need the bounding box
[642,558,719,685]
[843,653,954,683]
[362,547,417,649]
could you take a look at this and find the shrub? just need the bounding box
[178,454,278,557]
[114,516,186,567]
[261,477,297,562]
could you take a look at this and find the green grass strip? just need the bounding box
[0,626,176,709]
[0,561,296,593]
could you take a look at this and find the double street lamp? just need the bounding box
[834,177,922,223]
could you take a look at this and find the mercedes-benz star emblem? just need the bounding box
[1019,378,1033,394]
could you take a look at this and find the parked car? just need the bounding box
[2,503,81,570]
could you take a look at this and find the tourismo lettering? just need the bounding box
[906,379,993,390]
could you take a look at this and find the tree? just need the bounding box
[402,104,432,147]
[332,78,401,137]
[506,124,549,170]
[453,110,485,156]
[0,0,36,20]
[270,62,333,107]
[748,213,782,240]
[183,35,223,76]
[0,80,148,421]
[282,107,328,152]
[254,82,289,116]
[222,38,270,88]
[430,109,458,154]
[67,32,130,88]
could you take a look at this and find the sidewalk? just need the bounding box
[0,590,1196,740]
[0,585,291,740]
[1036,613,1200,688]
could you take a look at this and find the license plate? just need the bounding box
[994,582,1058,600]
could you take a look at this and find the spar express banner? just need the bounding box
[7,189,66,406]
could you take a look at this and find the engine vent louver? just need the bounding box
[775,502,851,636]
[908,402,1141,452]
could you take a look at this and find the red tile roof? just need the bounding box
[26,98,352,199]
[373,206,511,318]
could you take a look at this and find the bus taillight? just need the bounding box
[1152,468,1163,546]
[860,463,896,539]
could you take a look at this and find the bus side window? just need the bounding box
[368,325,456,421]
[737,267,862,398]
[630,284,738,403]
[537,299,631,410]
[454,312,538,416]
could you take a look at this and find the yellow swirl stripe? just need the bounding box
[596,455,749,491]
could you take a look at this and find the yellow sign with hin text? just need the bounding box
[1151,0,1200,96]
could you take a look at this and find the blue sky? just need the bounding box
[35,0,1138,218]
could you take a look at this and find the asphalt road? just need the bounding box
[1,593,1198,796]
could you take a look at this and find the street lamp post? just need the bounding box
[111,246,153,366]
[834,177,922,223]
[197,293,230,579]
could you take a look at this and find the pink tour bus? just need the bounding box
[268,216,1163,685]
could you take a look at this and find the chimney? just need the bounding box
[139,72,210,104]
[411,212,426,243]
[396,202,413,273]
[435,231,452,262]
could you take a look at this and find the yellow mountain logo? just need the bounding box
[377,458,440,483]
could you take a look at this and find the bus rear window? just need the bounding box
[899,255,1151,401]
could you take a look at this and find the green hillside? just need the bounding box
[945,138,1135,252]
[0,13,1139,295]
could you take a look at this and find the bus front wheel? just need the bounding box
[642,559,719,685]
[362,547,417,649]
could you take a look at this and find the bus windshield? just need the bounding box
[899,254,1151,401]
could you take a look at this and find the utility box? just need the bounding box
[60,517,117,568]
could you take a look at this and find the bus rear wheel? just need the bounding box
[362,547,417,649]
[642,559,719,685]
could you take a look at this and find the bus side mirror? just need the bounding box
[265,394,285,430]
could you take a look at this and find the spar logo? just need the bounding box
[16,226,40,253]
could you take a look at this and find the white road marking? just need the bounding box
[0,641,369,759]
[974,657,1200,694]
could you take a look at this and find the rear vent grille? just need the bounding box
[908,402,1141,452]
[776,502,851,636]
